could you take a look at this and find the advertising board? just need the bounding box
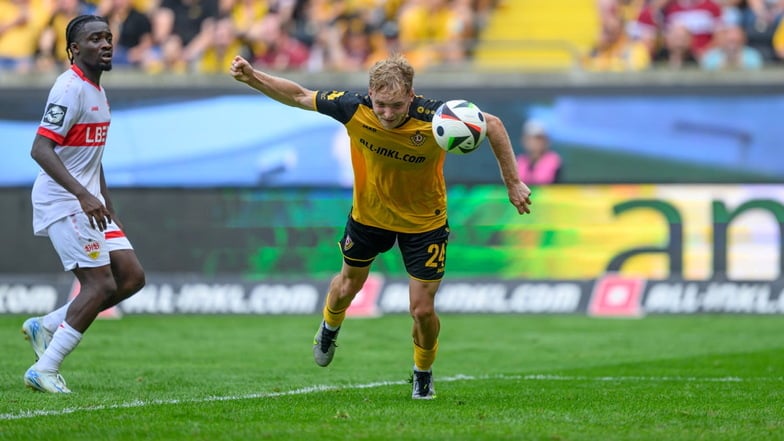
[1,184,780,315]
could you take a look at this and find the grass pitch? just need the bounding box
[0,314,782,440]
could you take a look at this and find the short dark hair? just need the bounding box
[65,15,108,64]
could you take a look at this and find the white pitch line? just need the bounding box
[0,373,777,421]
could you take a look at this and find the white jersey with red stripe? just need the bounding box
[32,65,111,236]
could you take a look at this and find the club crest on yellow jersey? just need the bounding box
[410,130,426,146]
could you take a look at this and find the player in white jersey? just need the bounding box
[21,15,146,393]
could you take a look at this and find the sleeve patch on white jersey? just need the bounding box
[43,103,68,127]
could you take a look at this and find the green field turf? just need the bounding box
[0,314,782,441]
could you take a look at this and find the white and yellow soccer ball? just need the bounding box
[431,100,488,154]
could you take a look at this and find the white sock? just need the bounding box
[324,322,340,331]
[34,321,82,372]
[42,300,72,333]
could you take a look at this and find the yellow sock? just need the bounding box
[413,340,439,371]
[323,295,347,329]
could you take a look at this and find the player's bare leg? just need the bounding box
[313,263,370,367]
[24,265,116,393]
[101,249,145,309]
[23,250,144,362]
[409,278,441,399]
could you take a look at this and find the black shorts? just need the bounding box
[339,215,450,282]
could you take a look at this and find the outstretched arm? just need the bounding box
[484,112,533,215]
[230,55,317,111]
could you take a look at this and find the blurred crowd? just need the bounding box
[585,0,784,71]
[1,0,782,75]
[0,0,497,74]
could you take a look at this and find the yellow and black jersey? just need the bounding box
[315,90,446,233]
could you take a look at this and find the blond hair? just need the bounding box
[368,53,414,95]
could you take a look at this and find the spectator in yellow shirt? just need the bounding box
[0,0,51,72]
[37,0,92,72]
[584,9,650,72]
[397,0,468,70]
[196,16,244,74]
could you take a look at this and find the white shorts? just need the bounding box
[46,212,134,271]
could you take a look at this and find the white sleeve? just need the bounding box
[39,78,83,139]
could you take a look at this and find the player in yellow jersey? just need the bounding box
[230,53,532,399]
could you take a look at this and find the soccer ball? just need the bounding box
[432,100,488,154]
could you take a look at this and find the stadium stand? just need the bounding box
[472,0,600,71]
[2,0,784,75]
